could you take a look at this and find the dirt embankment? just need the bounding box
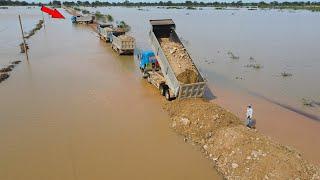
[64,7,98,33]
[160,38,199,84]
[64,7,80,16]
[163,99,320,179]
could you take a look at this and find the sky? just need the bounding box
[24,0,320,3]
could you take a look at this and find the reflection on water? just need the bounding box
[0,7,220,180]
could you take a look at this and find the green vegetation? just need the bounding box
[106,14,113,22]
[118,21,131,32]
[302,98,314,107]
[227,51,239,60]
[25,20,44,39]
[81,9,90,14]
[186,6,196,10]
[245,63,263,69]
[93,12,114,23]
[301,98,320,107]
[281,72,293,77]
[74,7,81,11]
[95,11,104,19]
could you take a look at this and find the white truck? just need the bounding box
[97,23,115,42]
[144,19,206,100]
[71,15,94,24]
[111,34,135,55]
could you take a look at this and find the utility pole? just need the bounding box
[18,15,29,62]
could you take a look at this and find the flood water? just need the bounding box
[0,7,220,180]
[85,6,320,164]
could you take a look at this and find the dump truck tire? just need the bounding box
[165,89,171,101]
[147,76,151,83]
[159,85,165,96]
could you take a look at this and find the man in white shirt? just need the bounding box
[246,105,255,128]
[246,105,253,119]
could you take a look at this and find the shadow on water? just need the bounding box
[248,91,320,122]
[204,87,216,100]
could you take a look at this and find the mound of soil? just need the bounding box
[163,99,320,179]
[160,38,199,84]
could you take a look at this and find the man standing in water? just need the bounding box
[246,105,255,128]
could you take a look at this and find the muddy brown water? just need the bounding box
[86,6,320,165]
[0,7,220,180]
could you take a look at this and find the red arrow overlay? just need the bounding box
[41,6,65,19]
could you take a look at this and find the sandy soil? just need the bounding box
[160,38,199,84]
[64,7,320,179]
[163,99,320,179]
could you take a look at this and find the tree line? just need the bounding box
[1,0,320,8]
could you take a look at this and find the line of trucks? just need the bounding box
[138,19,207,100]
[71,15,135,55]
[72,15,206,101]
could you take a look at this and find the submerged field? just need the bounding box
[0,6,320,179]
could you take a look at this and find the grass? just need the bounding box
[301,98,320,107]
[95,11,106,22]
[302,98,314,107]
[106,14,113,22]
[186,6,197,10]
[74,7,81,11]
[227,51,239,60]
[118,21,131,32]
[82,9,90,14]
[166,6,184,9]
[245,63,263,69]
[24,20,44,39]
[281,72,293,77]
[215,7,226,10]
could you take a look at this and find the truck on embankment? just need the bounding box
[97,23,135,55]
[111,34,135,55]
[97,23,122,42]
[71,15,94,24]
[138,19,206,100]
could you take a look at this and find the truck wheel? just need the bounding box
[159,85,165,96]
[147,76,151,83]
[165,89,171,101]
[142,72,149,79]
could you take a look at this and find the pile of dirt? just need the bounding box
[163,99,320,179]
[160,38,199,84]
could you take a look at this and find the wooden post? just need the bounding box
[18,15,29,62]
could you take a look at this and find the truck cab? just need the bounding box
[138,50,160,73]
[71,16,77,23]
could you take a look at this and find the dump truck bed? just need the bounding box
[73,15,94,23]
[111,35,135,55]
[149,19,206,99]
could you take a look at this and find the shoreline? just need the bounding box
[163,99,320,179]
[211,84,320,166]
[64,8,320,179]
